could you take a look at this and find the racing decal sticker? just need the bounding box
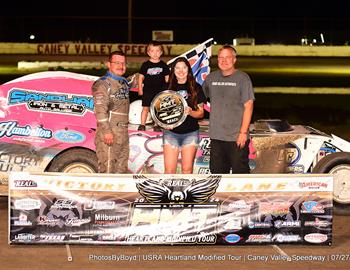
[143,153,176,174]
[144,136,163,153]
[7,88,94,115]
[0,121,52,139]
[54,130,86,143]
[0,142,59,186]
[286,142,301,165]
[0,145,40,173]
[128,133,153,173]
[0,96,8,118]
[197,137,210,163]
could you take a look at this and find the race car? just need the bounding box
[1,71,349,213]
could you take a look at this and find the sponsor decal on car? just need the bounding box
[7,89,94,115]
[54,130,86,143]
[0,121,52,139]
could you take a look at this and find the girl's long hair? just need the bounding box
[168,57,198,108]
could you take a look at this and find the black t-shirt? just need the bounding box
[170,82,206,134]
[139,60,170,94]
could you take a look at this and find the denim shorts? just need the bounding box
[163,130,199,148]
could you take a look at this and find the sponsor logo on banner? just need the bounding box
[37,215,61,226]
[69,234,97,242]
[14,198,41,210]
[246,234,272,243]
[94,213,120,226]
[14,233,36,242]
[248,221,272,229]
[14,213,32,226]
[39,234,66,242]
[272,234,301,243]
[65,217,91,227]
[304,233,328,243]
[224,218,244,231]
[299,181,328,190]
[274,220,301,228]
[50,199,77,210]
[98,234,123,241]
[224,234,241,244]
[84,200,116,210]
[301,201,325,214]
[304,218,331,228]
[14,180,37,188]
[259,201,292,215]
[135,175,220,203]
[228,200,251,211]
[125,234,217,244]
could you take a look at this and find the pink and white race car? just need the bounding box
[1,71,350,213]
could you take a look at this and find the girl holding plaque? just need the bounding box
[163,57,206,174]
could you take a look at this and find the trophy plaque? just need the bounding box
[150,90,188,129]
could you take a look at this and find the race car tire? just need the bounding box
[313,152,350,215]
[47,148,98,173]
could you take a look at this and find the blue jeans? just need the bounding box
[163,130,199,148]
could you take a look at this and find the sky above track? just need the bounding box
[1,0,349,44]
[1,0,348,17]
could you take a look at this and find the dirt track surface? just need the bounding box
[1,197,350,270]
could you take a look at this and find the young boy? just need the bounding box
[138,41,170,131]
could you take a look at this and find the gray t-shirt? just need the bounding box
[203,69,255,141]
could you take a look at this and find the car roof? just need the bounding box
[3,71,99,85]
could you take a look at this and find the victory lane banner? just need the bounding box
[9,172,333,245]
